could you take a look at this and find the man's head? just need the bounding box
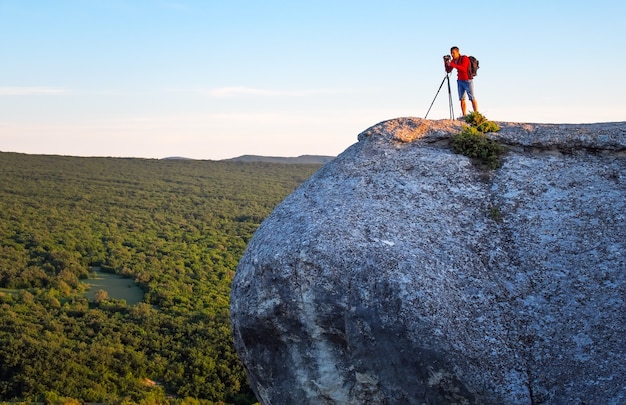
[450,46,460,59]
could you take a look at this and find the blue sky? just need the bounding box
[1,1,624,160]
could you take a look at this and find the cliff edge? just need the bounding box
[230,117,626,404]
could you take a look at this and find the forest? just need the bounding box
[0,151,323,404]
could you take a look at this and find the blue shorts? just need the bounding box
[457,80,475,101]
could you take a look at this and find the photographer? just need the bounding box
[444,46,478,117]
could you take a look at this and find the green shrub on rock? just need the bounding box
[451,113,504,169]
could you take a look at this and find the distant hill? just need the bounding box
[161,156,194,160]
[224,155,335,164]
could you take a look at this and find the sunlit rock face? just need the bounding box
[230,118,626,404]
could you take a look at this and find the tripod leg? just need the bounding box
[424,74,449,119]
[446,74,455,119]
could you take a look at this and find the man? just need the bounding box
[444,46,478,117]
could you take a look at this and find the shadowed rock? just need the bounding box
[230,117,626,404]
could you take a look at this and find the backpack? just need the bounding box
[466,55,479,79]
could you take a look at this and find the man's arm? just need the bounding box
[449,55,469,71]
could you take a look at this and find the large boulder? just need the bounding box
[230,118,626,404]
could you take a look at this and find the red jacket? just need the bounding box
[445,55,470,81]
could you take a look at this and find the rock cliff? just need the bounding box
[230,117,626,404]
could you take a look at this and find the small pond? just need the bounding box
[84,268,144,305]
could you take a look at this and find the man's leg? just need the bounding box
[467,81,478,113]
[457,81,467,117]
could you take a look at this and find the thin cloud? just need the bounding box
[205,86,343,98]
[0,87,69,96]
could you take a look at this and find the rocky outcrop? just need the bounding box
[230,118,626,404]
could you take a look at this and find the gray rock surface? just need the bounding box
[230,117,626,404]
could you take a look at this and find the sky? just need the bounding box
[1,1,625,160]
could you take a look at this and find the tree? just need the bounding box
[94,289,108,304]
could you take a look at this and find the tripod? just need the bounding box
[424,73,454,119]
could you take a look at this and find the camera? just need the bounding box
[443,55,451,62]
